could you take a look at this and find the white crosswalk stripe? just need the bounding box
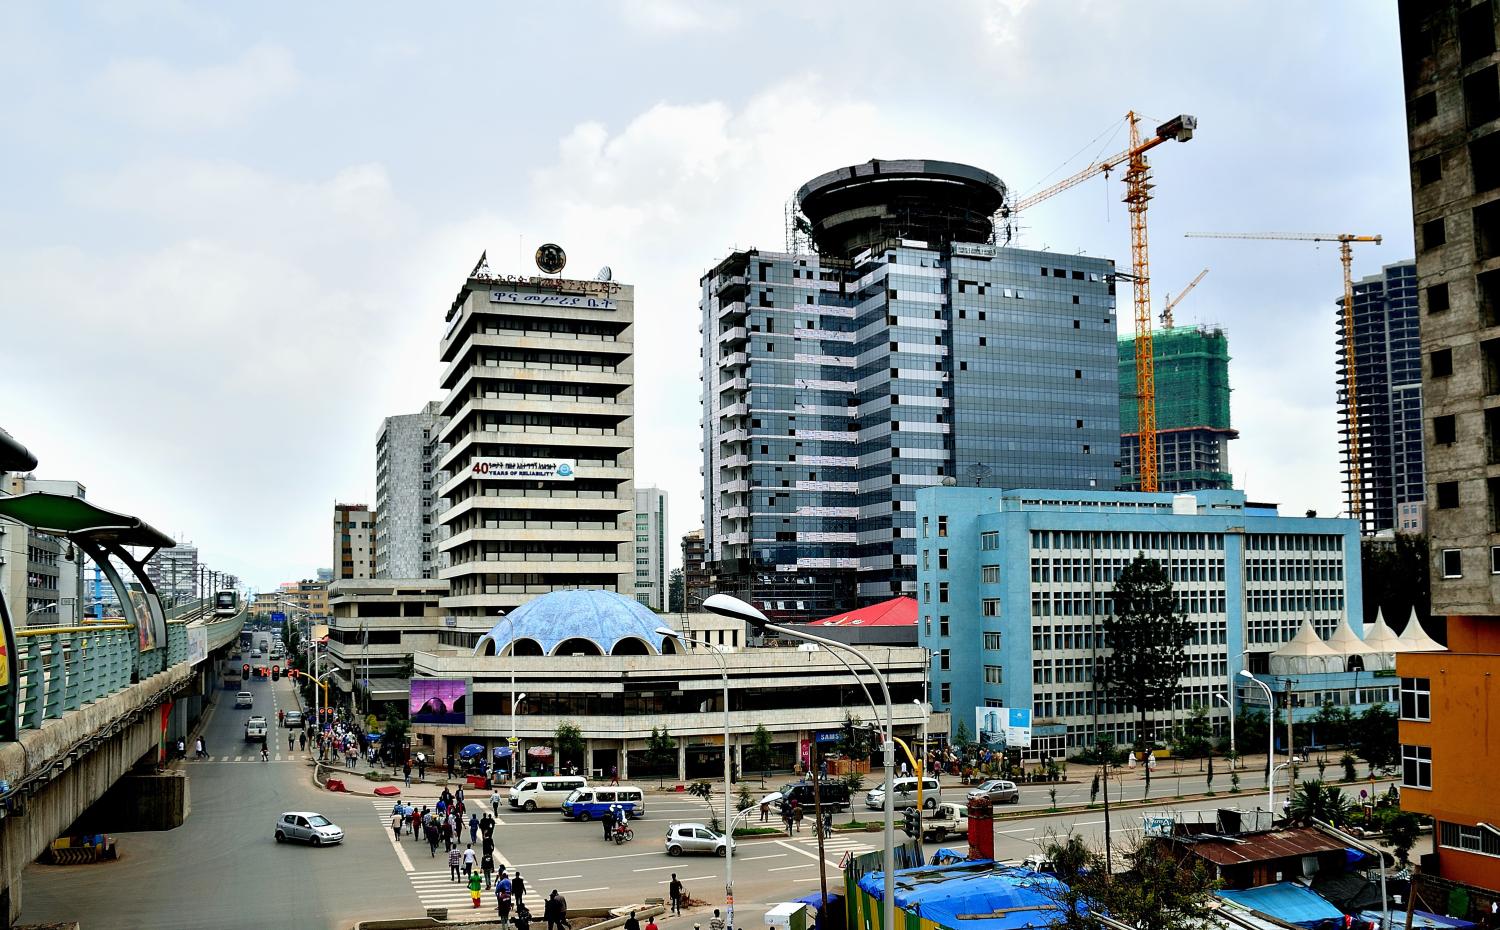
[369,799,519,909]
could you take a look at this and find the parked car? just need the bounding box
[865,776,941,810]
[922,802,970,840]
[773,780,852,812]
[967,779,1020,805]
[664,822,732,857]
[273,811,343,846]
[234,691,254,709]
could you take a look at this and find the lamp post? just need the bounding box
[1239,669,1275,817]
[1214,692,1235,769]
[704,594,895,930]
[511,693,527,781]
[657,626,732,929]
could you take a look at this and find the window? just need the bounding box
[982,565,1000,584]
[922,516,929,538]
[940,683,951,704]
[1400,677,1431,721]
[938,649,950,671]
[1410,91,1438,124]
[1442,548,1463,578]
[1417,154,1442,186]
[980,531,999,550]
[984,665,1004,684]
[1402,745,1433,789]
[1464,65,1500,128]
[1431,348,1453,377]
[983,632,1002,650]
[1427,282,1450,313]
[937,516,947,537]
[1434,415,1457,445]
[1493,546,1500,574]
[1441,822,1500,856]
[1460,1,1497,64]
[1437,481,1460,509]
[938,615,950,637]
[938,582,950,603]
[982,598,1000,617]
[1422,218,1446,250]
[938,549,949,570]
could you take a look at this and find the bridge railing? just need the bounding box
[15,624,137,730]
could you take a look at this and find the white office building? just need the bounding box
[633,486,668,610]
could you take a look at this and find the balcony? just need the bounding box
[718,352,748,369]
[719,454,749,469]
[718,326,748,346]
[718,428,748,444]
[719,402,748,418]
[719,478,750,494]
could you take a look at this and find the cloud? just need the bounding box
[618,0,740,33]
[96,43,297,129]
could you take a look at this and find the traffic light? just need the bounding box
[902,807,920,838]
[271,665,280,681]
[242,664,251,679]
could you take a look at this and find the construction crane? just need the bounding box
[1161,267,1209,328]
[1006,111,1198,492]
[1183,231,1382,521]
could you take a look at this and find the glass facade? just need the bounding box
[702,242,1121,618]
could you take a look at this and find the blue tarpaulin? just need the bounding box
[856,861,1076,930]
[1358,911,1478,930]
[1217,883,1344,927]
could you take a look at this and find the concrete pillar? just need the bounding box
[585,738,595,778]
[677,740,687,783]
[620,739,629,781]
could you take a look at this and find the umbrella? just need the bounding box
[492,747,513,758]
[367,734,381,742]
[458,743,485,760]
[527,746,553,758]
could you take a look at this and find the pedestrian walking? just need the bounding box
[609,765,618,786]
[449,845,463,882]
[463,843,477,878]
[709,909,725,930]
[194,736,205,759]
[823,810,833,838]
[556,892,569,930]
[515,903,533,930]
[404,762,412,787]
[469,869,484,909]
[299,731,306,751]
[392,811,404,839]
[470,813,480,845]
[511,871,527,908]
[482,851,495,890]
[622,909,639,930]
[601,806,615,841]
[496,874,513,925]
[176,737,185,759]
[426,820,440,858]
[288,732,294,753]
[760,799,769,822]
[669,874,683,916]
[545,891,564,930]
[482,830,495,860]
[645,916,658,930]
[417,755,426,781]
[442,817,453,851]
[793,802,804,834]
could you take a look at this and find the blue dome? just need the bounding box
[473,589,673,657]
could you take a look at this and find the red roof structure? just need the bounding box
[808,597,918,627]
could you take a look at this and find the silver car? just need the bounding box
[664,822,732,857]
[967,779,1020,805]
[274,811,343,846]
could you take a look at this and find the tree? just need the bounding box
[953,720,973,754]
[746,724,774,785]
[1360,534,1429,630]
[687,780,720,831]
[1311,702,1354,747]
[668,568,685,613]
[554,721,585,774]
[1205,755,1215,794]
[1041,834,1220,930]
[1101,555,1195,752]
[1173,707,1212,758]
[1288,779,1352,826]
[1388,812,1420,865]
[841,772,866,823]
[381,708,409,767]
[1351,703,1398,770]
[646,726,677,788]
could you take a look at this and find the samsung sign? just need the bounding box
[469,458,576,481]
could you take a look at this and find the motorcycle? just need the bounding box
[613,823,634,845]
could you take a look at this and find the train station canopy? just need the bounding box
[0,492,175,550]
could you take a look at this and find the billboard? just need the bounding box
[467,458,575,481]
[976,707,1032,749]
[409,678,468,725]
[270,612,286,624]
[186,626,207,665]
[128,588,157,652]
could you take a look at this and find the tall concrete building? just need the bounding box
[333,503,376,580]
[1339,262,1425,535]
[375,401,446,579]
[436,259,635,622]
[702,159,1120,620]
[0,475,87,625]
[1397,0,1500,902]
[145,545,199,603]
[681,528,712,612]
[1118,326,1236,492]
[633,486,668,610]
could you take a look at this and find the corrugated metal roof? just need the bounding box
[1184,829,1347,866]
[808,597,918,627]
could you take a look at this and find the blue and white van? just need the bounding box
[561,786,646,820]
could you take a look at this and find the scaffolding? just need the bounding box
[1119,325,1232,432]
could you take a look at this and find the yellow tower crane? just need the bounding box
[1183,231,1382,520]
[1007,111,1198,492]
[1161,267,1209,328]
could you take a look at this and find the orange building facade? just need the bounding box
[1397,617,1500,894]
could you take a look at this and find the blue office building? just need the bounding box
[702,160,1121,620]
[915,487,1362,758]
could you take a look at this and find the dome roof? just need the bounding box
[473,589,672,657]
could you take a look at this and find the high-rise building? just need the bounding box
[437,261,635,621]
[0,475,87,625]
[1339,262,1424,535]
[633,486,668,610]
[333,503,376,580]
[1118,326,1236,492]
[702,159,1120,620]
[375,401,446,579]
[1396,0,1500,901]
[145,545,199,603]
[681,528,712,612]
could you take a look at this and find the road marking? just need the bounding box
[998,827,1036,835]
[632,865,680,872]
[768,864,812,872]
[660,875,716,883]
[736,854,786,861]
[561,886,610,894]
[536,874,582,881]
[774,839,843,870]
[515,849,662,867]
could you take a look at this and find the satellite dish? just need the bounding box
[595,266,613,282]
[535,243,567,275]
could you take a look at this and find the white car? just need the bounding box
[665,822,733,857]
[234,691,253,709]
[274,811,343,846]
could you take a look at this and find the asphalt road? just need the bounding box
[19,701,1399,930]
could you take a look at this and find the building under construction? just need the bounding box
[1118,326,1235,491]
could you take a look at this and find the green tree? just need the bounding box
[841,772,866,822]
[953,720,973,754]
[746,724,774,785]
[381,708,409,767]
[687,780,720,831]
[1173,706,1213,758]
[1351,703,1398,770]
[668,568,685,613]
[1041,834,1220,930]
[1388,812,1420,865]
[646,726,677,788]
[1311,702,1354,747]
[1360,534,1429,630]
[1288,779,1352,826]
[554,721,585,774]
[1101,555,1195,751]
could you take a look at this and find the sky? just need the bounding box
[0,2,1415,592]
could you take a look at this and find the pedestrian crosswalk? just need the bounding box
[184,752,313,764]
[369,798,515,913]
[787,831,877,857]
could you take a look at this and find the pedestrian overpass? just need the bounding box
[0,427,245,925]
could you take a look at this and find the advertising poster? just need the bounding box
[409,679,468,725]
[186,626,207,665]
[128,588,156,652]
[467,458,576,481]
[976,707,1032,748]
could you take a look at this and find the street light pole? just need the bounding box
[1240,670,1276,817]
[658,627,732,929]
[1214,692,1236,769]
[703,594,895,930]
